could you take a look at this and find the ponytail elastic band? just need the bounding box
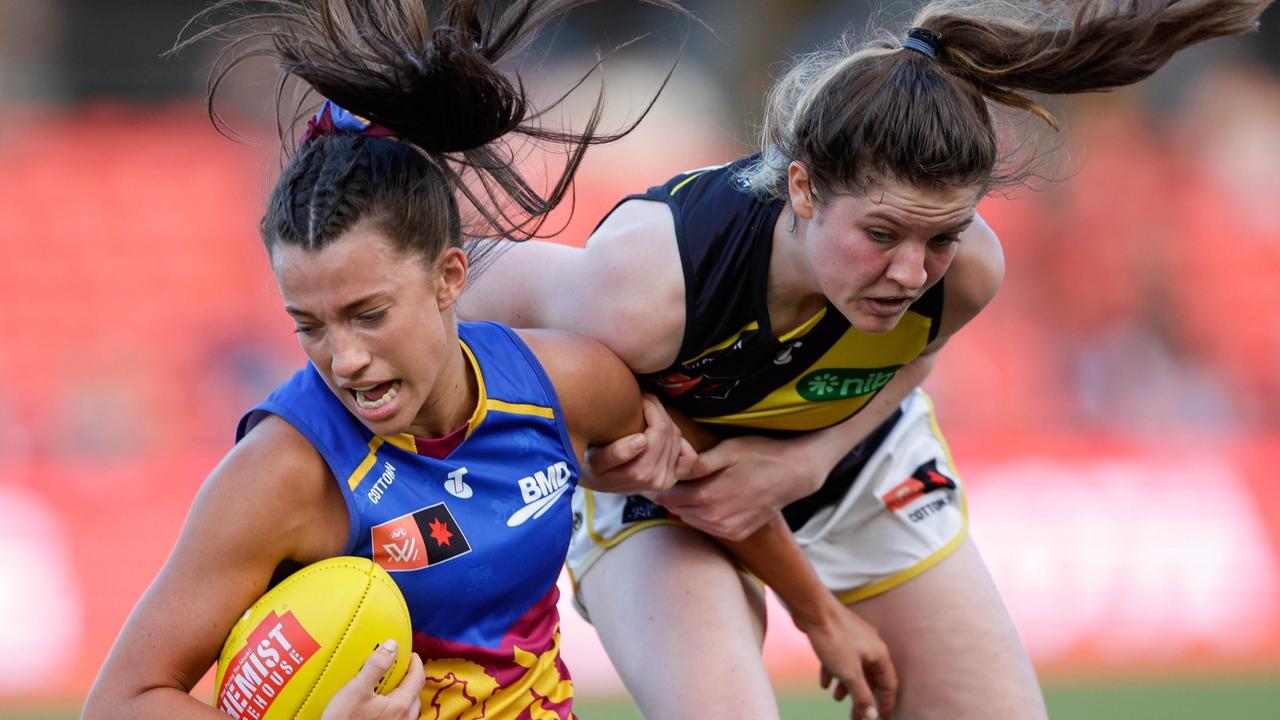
[902,27,941,59]
[300,100,398,146]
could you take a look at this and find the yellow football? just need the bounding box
[213,556,412,719]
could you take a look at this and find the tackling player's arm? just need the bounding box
[521,328,695,495]
[669,410,898,720]
[460,199,687,374]
[83,416,423,720]
[468,199,694,491]
[530,328,899,719]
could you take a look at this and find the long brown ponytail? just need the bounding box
[741,0,1272,200]
[177,0,696,258]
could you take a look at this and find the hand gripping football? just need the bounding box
[214,556,412,719]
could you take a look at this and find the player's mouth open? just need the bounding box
[351,381,400,410]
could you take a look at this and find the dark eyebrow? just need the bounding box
[284,293,386,318]
[864,211,907,228]
[865,211,976,234]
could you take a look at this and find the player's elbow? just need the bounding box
[82,683,137,720]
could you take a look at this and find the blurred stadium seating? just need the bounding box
[1,0,1278,713]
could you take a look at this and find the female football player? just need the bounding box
[84,1,897,718]
[459,1,1275,718]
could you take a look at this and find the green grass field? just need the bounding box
[570,675,1280,719]
[9,675,1278,720]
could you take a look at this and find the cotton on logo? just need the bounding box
[366,461,397,505]
[507,461,572,527]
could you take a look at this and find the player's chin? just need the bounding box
[847,306,906,335]
[345,393,411,437]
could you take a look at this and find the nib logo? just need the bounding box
[371,503,471,572]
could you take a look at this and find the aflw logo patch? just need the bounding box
[371,503,471,572]
[880,459,956,512]
[507,461,572,527]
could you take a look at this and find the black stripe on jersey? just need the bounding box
[653,305,851,418]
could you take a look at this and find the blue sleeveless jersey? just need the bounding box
[237,321,580,719]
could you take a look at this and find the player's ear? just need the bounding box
[787,162,815,221]
[434,247,468,310]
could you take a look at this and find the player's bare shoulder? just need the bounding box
[576,197,687,372]
[514,327,644,452]
[935,213,1004,343]
[460,198,686,373]
[211,413,348,562]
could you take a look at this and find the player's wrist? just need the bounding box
[787,437,838,496]
[789,590,849,633]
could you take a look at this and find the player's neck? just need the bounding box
[766,206,826,337]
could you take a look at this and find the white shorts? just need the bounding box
[565,389,968,606]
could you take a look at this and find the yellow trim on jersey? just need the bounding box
[687,309,823,367]
[365,339,490,454]
[487,399,555,419]
[669,169,712,196]
[380,433,417,452]
[683,320,759,364]
[459,339,488,438]
[777,306,827,341]
[694,309,934,432]
[836,392,968,604]
[346,437,386,491]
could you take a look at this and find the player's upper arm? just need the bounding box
[928,212,1004,352]
[518,328,646,458]
[459,199,687,373]
[84,416,346,718]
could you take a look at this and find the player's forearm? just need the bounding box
[83,685,231,720]
[719,514,848,631]
[456,239,560,327]
[669,405,855,623]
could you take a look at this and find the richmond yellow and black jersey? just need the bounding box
[620,156,944,436]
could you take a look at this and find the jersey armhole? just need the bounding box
[591,191,697,371]
[486,323,583,479]
[916,277,946,344]
[236,402,364,555]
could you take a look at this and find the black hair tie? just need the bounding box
[902,27,941,59]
